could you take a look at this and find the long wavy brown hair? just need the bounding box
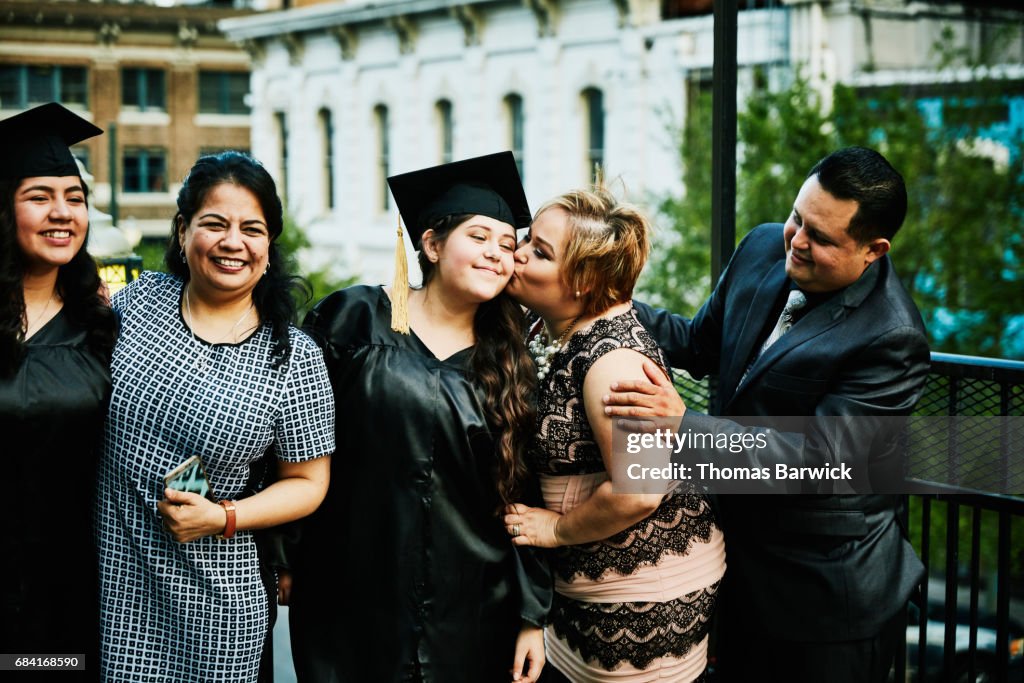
[417,213,536,507]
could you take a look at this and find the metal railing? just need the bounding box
[901,491,1024,683]
[900,354,1024,683]
[674,351,1024,682]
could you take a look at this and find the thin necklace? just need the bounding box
[184,284,255,371]
[528,316,581,380]
[23,290,57,339]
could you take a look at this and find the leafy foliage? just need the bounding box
[133,236,170,274]
[735,69,833,231]
[637,89,713,316]
[830,76,1023,359]
[275,214,357,320]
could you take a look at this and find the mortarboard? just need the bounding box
[387,151,531,249]
[384,151,531,333]
[0,102,103,180]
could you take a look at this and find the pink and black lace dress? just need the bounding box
[528,306,726,682]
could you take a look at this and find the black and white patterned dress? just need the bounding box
[97,272,335,682]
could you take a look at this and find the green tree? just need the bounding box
[638,91,714,316]
[829,72,1024,358]
[735,68,833,231]
[274,214,357,319]
[639,69,836,316]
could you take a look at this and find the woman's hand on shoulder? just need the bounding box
[157,488,227,543]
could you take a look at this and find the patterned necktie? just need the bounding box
[759,289,808,356]
[741,289,807,384]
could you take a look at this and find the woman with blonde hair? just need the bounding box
[504,186,725,682]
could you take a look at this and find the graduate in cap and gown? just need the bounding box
[0,103,116,675]
[289,151,552,683]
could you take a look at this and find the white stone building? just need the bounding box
[220,0,1022,284]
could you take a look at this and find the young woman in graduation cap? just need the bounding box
[289,151,551,683]
[94,152,335,682]
[0,103,116,672]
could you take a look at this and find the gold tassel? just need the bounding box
[390,213,411,334]
[594,162,605,190]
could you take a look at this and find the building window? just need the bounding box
[435,99,454,164]
[504,94,525,181]
[275,112,288,206]
[374,104,390,212]
[123,148,167,193]
[0,64,88,110]
[0,69,16,108]
[122,68,166,112]
[582,87,605,182]
[319,108,335,211]
[199,71,249,114]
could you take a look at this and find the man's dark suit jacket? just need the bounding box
[634,223,930,642]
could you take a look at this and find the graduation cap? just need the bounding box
[0,103,103,180]
[387,151,530,249]
[385,151,530,333]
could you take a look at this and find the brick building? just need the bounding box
[0,0,254,236]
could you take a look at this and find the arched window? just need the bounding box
[435,99,454,164]
[275,111,288,206]
[318,108,335,211]
[504,93,525,181]
[374,103,389,210]
[581,87,605,182]
[374,104,390,211]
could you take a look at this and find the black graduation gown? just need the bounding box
[0,309,109,677]
[289,285,551,683]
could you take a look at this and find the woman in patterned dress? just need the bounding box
[503,187,726,682]
[96,152,335,683]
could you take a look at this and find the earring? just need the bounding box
[264,264,270,275]
[180,250,186,264]
[575,290,581,299]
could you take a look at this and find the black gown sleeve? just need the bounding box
[513,475,553,626]
[514,545,552,627]
[268,287,379,572]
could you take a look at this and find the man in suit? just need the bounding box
[605,147,930,682]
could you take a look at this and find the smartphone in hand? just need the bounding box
[164,455,216,502]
